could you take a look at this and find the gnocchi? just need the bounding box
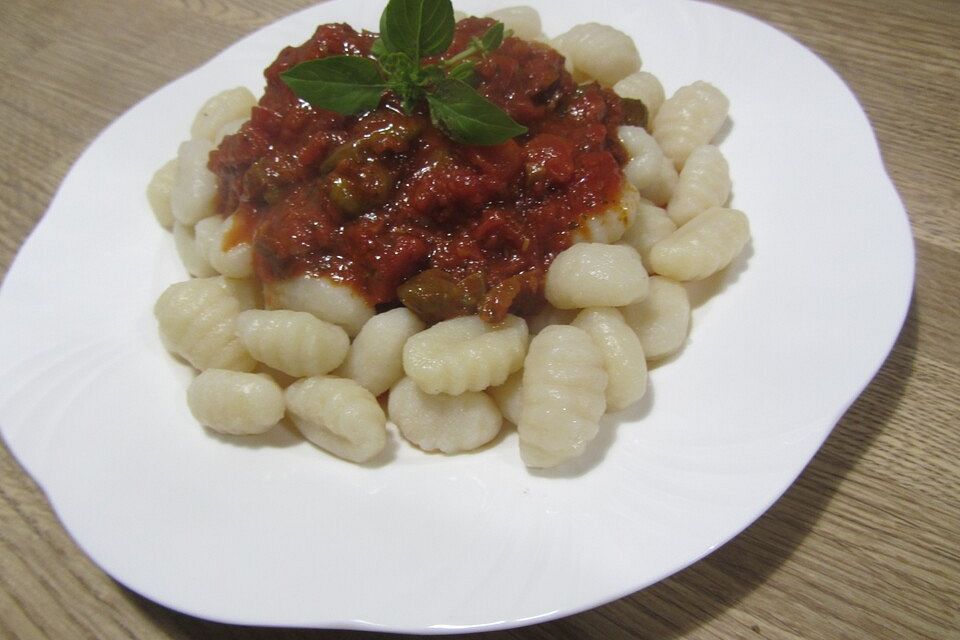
[154,276,256,372]
[488,370,524,426]
[648,207,750,281]
[264,274,374,337]
[170,138,217,225]
[572,182,641,244]
[194,214,255,279]
[389,377,503,453]
[213,118,246,146]
[173,222,217,278]
[336,307,426,396]
[667,145,732,226]
[485,6,542,40]
[285,377,387,463]
[621,276,691,360]
[551,23,641,86]
[187,369,284,435]
[190,87,256,142]
[150,9,751,471]
[146,159,177,230]
[235,309,350,378]
[618,126,669,193]
[572,308,647,411]
[403,315,529,395]
[525,304,577,335]
[545,243,649,309]
[618,200,677,273]
[518,325,608,468]
[639,155,680,207]
[653,81,730,170]
[614,71,666,120]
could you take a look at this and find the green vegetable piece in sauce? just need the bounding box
[321,119,425,175]
[329,175,364,216]
[398,269,487,324]
[620,97,649,129]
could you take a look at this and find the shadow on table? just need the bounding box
[123,302,918,640]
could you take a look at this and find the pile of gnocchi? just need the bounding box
[148,7,750,469]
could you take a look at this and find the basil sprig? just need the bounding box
[279,0,527,145]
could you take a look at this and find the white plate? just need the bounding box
[0,0,913,633]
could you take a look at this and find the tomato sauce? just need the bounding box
[209,18,627,323]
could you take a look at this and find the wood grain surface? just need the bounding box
[0,0,957,638]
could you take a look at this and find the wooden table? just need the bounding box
[1,1,956,638]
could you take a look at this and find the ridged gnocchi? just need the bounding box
[154,276,256,372]
[614,71,666,120]
[173,222,217,278]
[488,370,524,426]
[190,87,256,143]
[518,325,608,468]
[641,155,679,207]
[485,6,542,40]
[618,200,677,273]
[285,377,387,463]
[572,308,647,411]
[146,159,177,230]
[618,126,668,192]
[621,276,691,360]
[170,138,217,225]
[389,377,503,454]
[336,307,425,396]
[213,118,246,146]
[403,315,529,395]
[653,81,729,170]
[194,214,254,279]
[235,309,349,378]
[572,182,641,244]
[648,207,750,281]
[667,145,731,226]
[525,304,577,335]
[551,23,641,86]
[265,274,374,337]
[187,369,284,435]
[545,243,649,309]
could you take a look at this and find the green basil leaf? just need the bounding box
[479,22,505,52]
[370,37,389,59]
[280,56,387,115]
[379,0,455,60]
[426,78,527,145]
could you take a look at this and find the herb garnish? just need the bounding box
[280,0,527,145]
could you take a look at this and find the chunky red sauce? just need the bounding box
[210,18,627,323]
